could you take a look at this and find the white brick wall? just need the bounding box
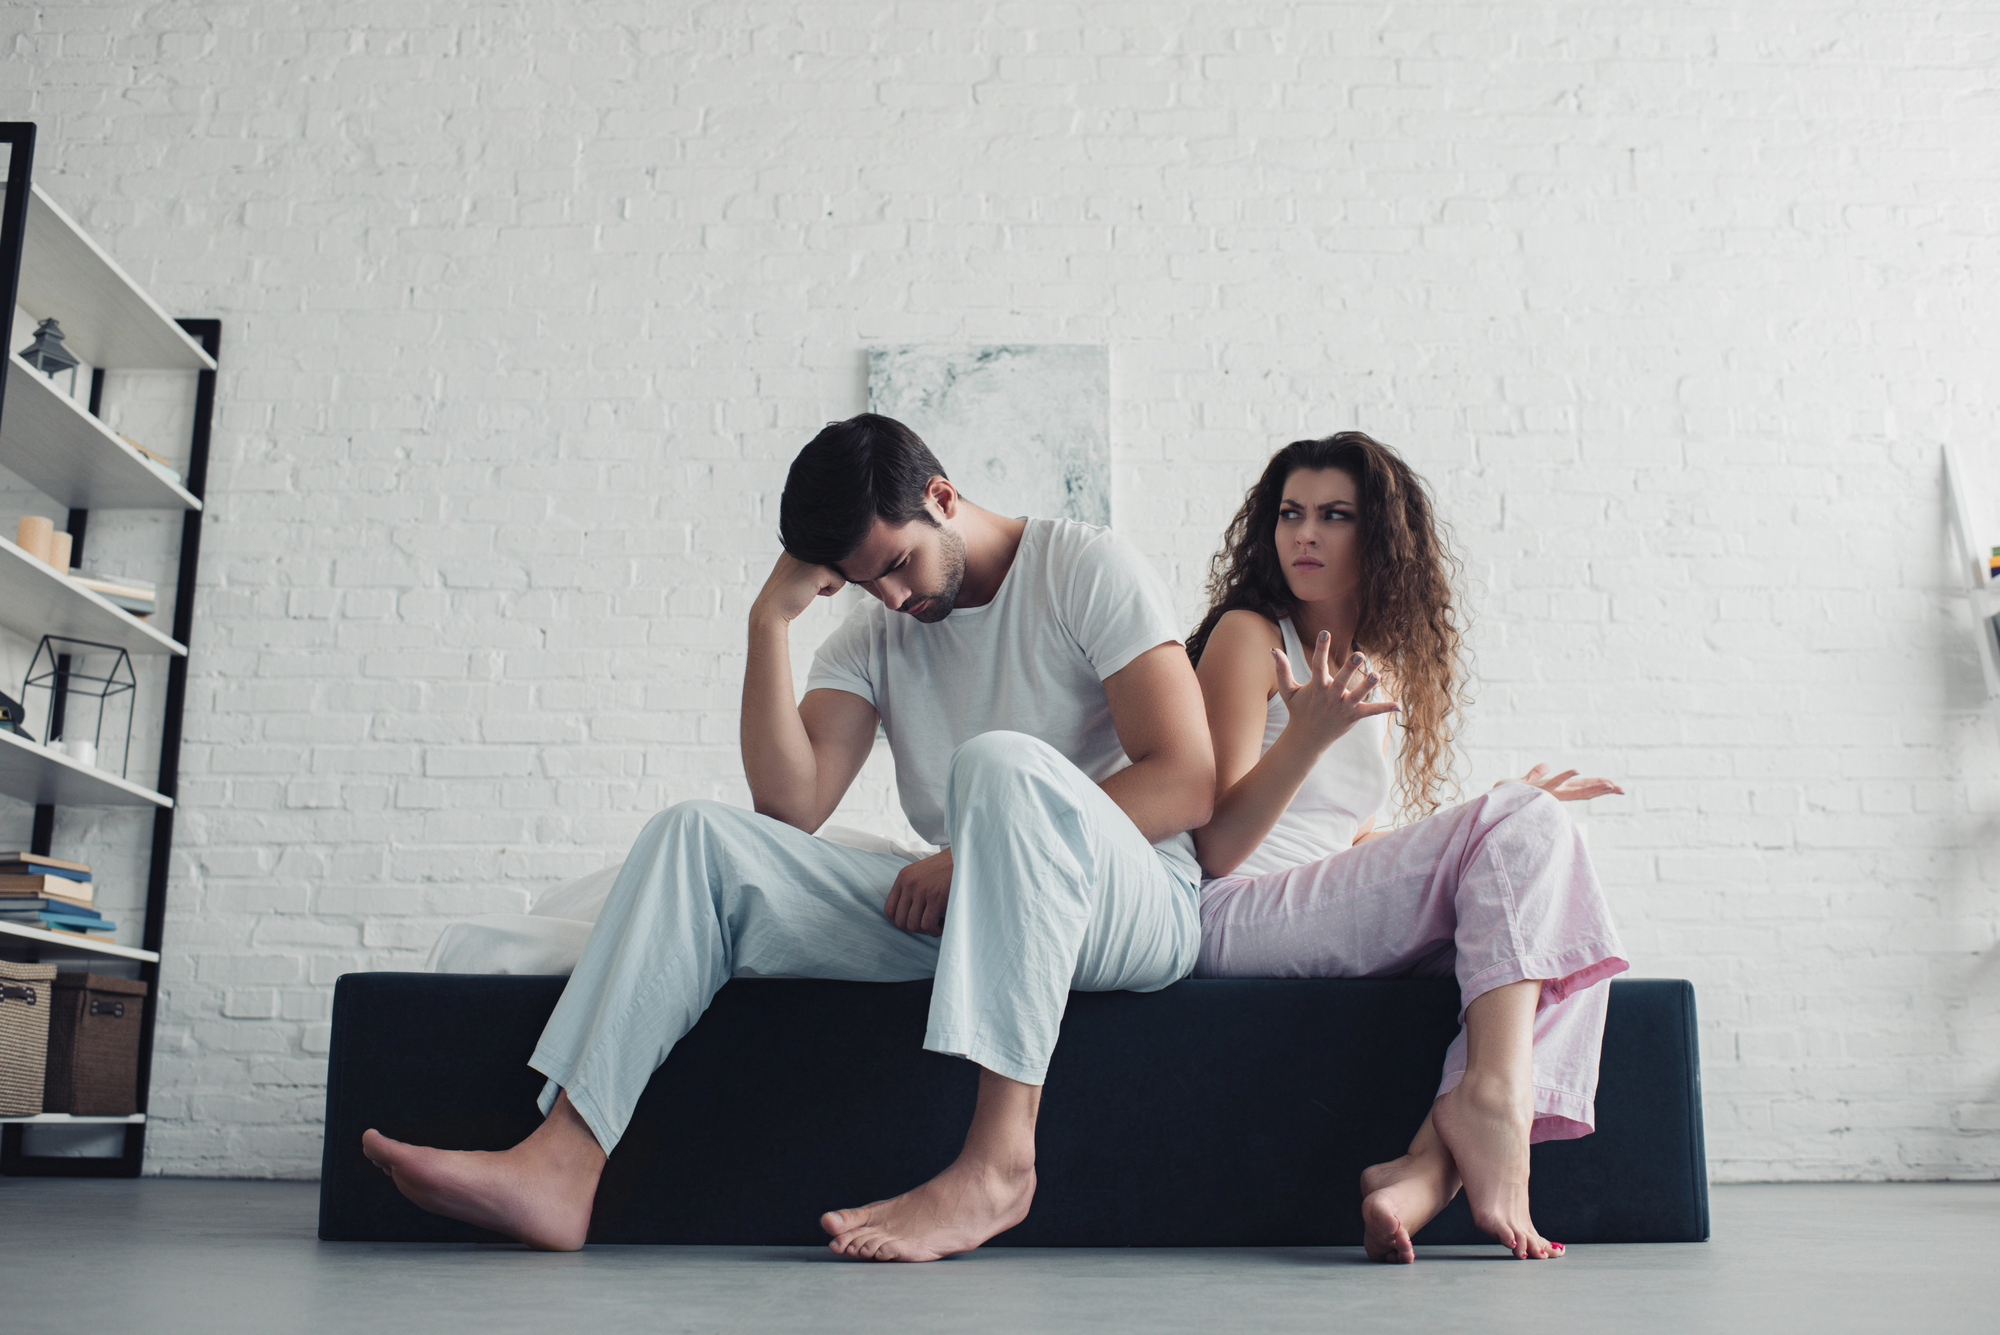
[4,2,1997,1180]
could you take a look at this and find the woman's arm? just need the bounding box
[1193,610,1397,877]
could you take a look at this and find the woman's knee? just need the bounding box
[1485,781,1567,829]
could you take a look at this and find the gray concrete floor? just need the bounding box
[3,1179,1994,1334]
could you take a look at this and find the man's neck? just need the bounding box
[951,504,1029,608]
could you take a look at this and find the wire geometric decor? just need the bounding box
[22,635,136,778]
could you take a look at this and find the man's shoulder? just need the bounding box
[1033,515,1116,552]
[1029,517,1151,581]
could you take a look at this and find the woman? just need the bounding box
[1187,432,1627,1264]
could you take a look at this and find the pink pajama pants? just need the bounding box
[1193,782,1628,1142]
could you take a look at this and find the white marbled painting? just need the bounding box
[867,345,1110,526]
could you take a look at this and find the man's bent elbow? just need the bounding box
[1187,794,1215,836]
[1171,781,1214,838]
[750,796,820,835]
[1154,757,1214,837]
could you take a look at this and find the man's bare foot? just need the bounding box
[1431,1075,1562,1260]
[820,1155,1036,1262]
[1359,1122,1460,1263]
[360,1094,605,1251]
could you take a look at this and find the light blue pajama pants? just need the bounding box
[528,730,1202,1152]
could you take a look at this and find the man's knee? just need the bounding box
[946,732,1095,861]
[650,797,726,832]
[631,800,771,912]
[947,730,1061,786]
[640,798,764,855]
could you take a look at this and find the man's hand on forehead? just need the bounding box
[754,551,847,624]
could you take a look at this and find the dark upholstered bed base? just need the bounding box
[318,974,1708,1246]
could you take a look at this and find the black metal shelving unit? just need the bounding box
[0,121,218,1177]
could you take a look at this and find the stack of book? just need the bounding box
[69,571,156,618]
[119,433,186,488]
[0,853,114,938]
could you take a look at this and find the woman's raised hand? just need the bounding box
[1272,631,1400,752]
[1511,762,1624,802]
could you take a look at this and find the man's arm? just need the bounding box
[742,553,880,832]
[1098,641,1217,842]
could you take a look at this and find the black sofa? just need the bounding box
[318,974,1708,1246]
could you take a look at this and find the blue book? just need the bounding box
[0,898,103,918]
[0,910,114,932]
[0,862,93,883]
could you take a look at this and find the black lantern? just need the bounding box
[0,688,33,743]
[18,317,81,397]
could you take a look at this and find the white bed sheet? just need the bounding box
[423,825,935,975]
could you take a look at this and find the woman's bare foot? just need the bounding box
[1430,1074,1562,1260]
[1359,1115,1461,1263]
[359,1093,605,1251]
[821,1155,1037,1262]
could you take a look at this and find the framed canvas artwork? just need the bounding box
[867,344,1111,526]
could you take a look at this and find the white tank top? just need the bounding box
[1228,617,1396,879]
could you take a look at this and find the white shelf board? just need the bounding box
[0,1112,146,1125]
[1943,444,2000,701]
[0,728,171,810]
[3,181,214,372]
[0,919,157,963]
[0,534,183,657]
[0,354,199,510]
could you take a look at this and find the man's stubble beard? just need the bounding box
[906,522,967,624]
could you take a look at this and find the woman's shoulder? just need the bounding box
[1197,607,1286,695]
[1209,606,1285,651]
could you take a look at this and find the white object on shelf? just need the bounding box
[3,181,214,372]
[0,534,185,657]
[0,354,201,510]
[0,920,158,963]
[0,728,171,810]
[1943,444,2000,701]
[0,1112,146,1125]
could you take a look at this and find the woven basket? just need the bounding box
[45,974,147,1116]
[0,960,58,1116]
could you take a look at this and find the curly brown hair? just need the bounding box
[1187,432,1468,818]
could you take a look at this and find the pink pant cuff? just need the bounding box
[1460,943,1629,1017]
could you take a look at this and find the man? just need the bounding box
[363,414,1215,1260]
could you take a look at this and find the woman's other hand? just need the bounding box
[1273,631,1400,752]
[1510,762,1623,803]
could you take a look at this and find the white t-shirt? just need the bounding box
[805,517,1200,881]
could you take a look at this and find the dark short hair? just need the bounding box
[778,414,948,565]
